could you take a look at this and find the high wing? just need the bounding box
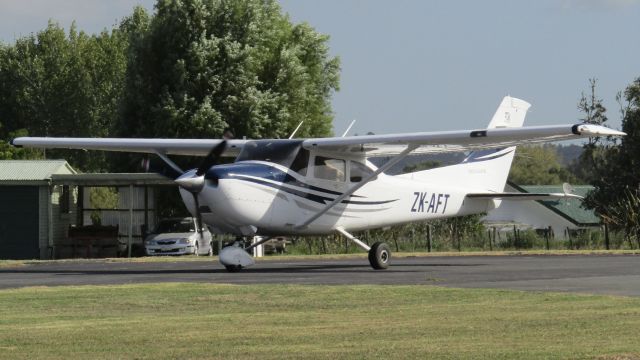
[11,123,624,157]
[301,123,625,156]
[11,137,247,157]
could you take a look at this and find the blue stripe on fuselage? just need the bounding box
[205,162,397,206]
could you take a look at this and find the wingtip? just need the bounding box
[9,138,21,148]
[574,124,626,137]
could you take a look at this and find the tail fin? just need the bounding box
[486,96,531,129]
[404,96,531,192]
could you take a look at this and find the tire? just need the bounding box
[207,242,213,257]
[368,242,391,270]
[225,265,242,272]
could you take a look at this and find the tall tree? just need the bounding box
[570,78,612,183]
[585,78,640,241]
[578,78,608,145]
[118,0,340,142]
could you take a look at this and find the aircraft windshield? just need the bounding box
[235,140,306,168]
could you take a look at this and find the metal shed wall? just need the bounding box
[0,186,40,259]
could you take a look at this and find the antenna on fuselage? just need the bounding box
[288,121,304,139]
[341,119,357,137]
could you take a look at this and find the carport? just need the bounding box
[50,173,177,258]
[0,160,179,259]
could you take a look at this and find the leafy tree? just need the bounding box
[0,127,43,160]
[508,145,577,185]
[0,22,129,170]
[599,188,640,249]
[585,78,640,243]
[118,0,340,143]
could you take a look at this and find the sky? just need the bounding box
[1,0,639,135]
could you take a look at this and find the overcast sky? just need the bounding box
[1,0,639,135]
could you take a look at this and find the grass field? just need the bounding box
[1,283,640,359]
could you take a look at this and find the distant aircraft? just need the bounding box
[12,97,625,271]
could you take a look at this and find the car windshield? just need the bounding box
[153,219,194,233]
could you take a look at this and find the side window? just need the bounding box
[314,156,345,182]
[349,161,373,182]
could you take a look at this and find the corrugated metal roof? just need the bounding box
[518,184,600,225]
[51,173,175,186]
[0,160,76,181]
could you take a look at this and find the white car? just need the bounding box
[144,218,213,256]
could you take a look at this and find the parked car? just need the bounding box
[144,217,213,256]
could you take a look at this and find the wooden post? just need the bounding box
[491,227,496,251]
[127,185,133,258]
[143,186,149,230]
[604,223,610,250]
[545,226,551,250]
[426,225,432,253]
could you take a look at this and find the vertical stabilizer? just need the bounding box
[487,96,531,129]
[403,96,530,192]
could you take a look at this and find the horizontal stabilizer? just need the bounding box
[466,192,583,201]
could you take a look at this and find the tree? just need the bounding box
[585,78,640,244]
[118,0,340,143]
[578,78,608,145]
[508,145,577,185]
[569,78,613,183]
[0,22,129,170]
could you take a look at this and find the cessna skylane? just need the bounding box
[12,97,625,271]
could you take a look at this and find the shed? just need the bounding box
[0,160,76,259]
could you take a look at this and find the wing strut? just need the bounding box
[154,151,184,175]
[295,144,418,229]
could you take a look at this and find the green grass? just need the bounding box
[1,284,640,359]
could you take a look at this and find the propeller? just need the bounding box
[181,140,227,238]
[146,140,228,238]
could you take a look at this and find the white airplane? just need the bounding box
[12,96,625,271]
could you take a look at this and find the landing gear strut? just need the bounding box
[336,227,391,270]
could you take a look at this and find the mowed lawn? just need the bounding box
[1,284,639,359]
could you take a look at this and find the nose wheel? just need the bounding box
[368,242,391,270]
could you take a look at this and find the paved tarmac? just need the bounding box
[1,254,640,296]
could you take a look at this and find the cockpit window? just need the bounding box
[235,140,305,168]
[314,156,345,182]
[350,161,373,182]
[290,148,310,176]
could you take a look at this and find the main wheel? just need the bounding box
[368,242,391,270]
